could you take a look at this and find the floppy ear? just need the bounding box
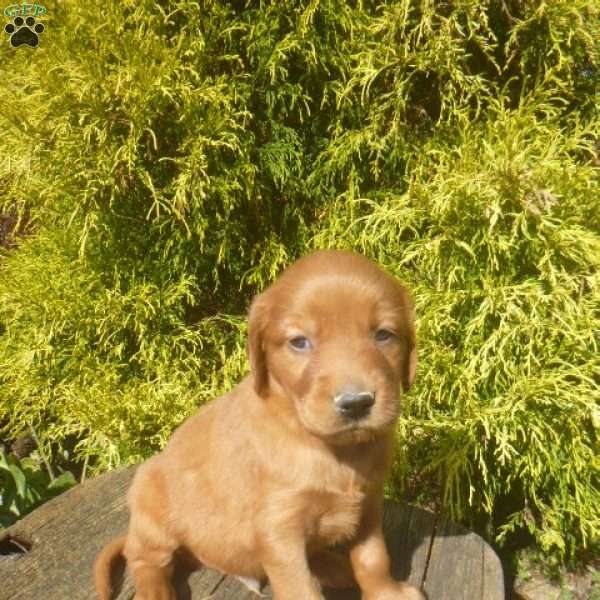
[398,285,417,393]
[247,293,269,396]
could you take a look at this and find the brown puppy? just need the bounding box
[94,250,424,600]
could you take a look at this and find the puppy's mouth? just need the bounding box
[325,423,381,445]
[297,407,394,446]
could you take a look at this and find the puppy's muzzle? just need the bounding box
[333,390,376,420]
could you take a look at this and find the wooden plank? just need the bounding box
[0,468,504,600]
[424,516,482,599]
[383,501,436,588]
[424,515,495,600]
[483,541,505,600]
[0,467,220,600]
[0,466,136,600]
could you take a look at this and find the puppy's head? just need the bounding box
[247,250,416,445]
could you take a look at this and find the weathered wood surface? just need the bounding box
[0,467,504,600]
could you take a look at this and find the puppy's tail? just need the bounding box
[93,535,127,600]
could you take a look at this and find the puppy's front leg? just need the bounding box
[259,536,323,600]
[256,495,324,600]
[349,496,424,600]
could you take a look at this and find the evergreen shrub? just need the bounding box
[1,0,598,563]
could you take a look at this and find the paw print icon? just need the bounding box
[4,16,44,48]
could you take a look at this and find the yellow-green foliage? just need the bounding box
[0,0,598,563]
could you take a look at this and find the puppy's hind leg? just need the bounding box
[129,563,176,600]
[125,464,178,600]
[125,524,177,600]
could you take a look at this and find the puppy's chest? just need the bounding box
[307,486,365,546]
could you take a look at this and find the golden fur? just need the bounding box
[94,250,424,600]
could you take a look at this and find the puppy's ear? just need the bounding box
[398,285,417,393]
[247,293,269,395]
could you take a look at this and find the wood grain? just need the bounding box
[0,468,504,600]
[424,515,505,600]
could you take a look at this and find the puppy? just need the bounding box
[94,250,424,600]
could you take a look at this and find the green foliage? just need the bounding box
[329,94,600,562]
[0,0,598,564]
[0,451,76,529]
[591,569,600,600]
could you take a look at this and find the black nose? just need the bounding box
[334,391,375,419]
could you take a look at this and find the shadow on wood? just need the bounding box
[0,467,504,600]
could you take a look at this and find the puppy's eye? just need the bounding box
[288,336,312,352]
[374,329,395,343]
